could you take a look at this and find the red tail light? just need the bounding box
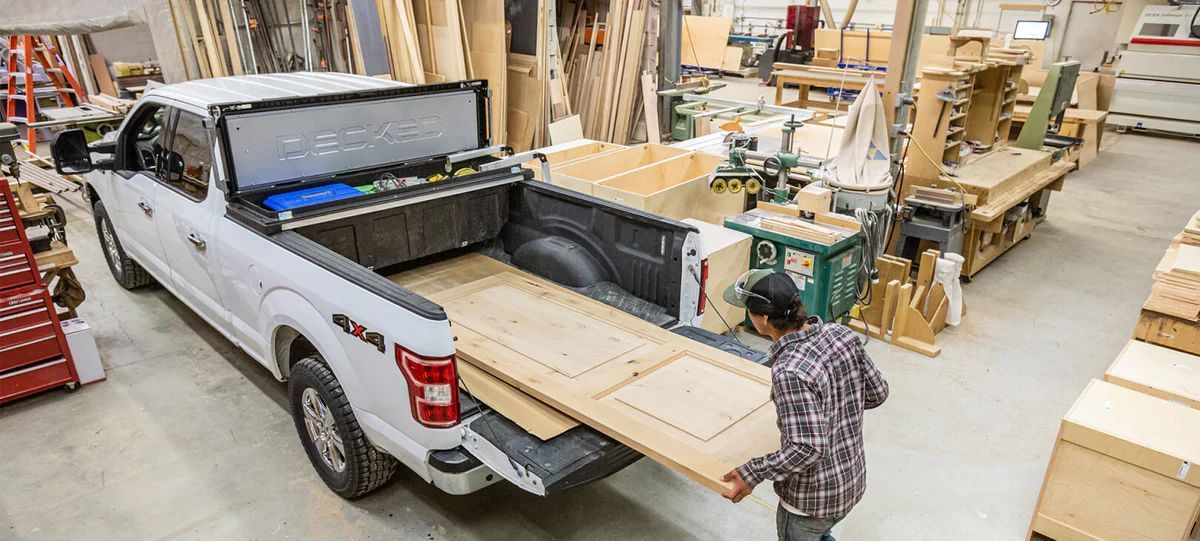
[697,258,709,316]
[396,345,460,428]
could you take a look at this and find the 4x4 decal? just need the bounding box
[332,314,385,353]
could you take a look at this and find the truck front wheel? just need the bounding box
[288,357,398,498]
[93,201,153,289]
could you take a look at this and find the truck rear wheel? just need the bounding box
[289,357,398,498]
[93,201,154,289]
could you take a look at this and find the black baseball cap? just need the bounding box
[722,270,803,318]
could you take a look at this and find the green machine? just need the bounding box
[724,209,863,323]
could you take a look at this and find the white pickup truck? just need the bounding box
[51,73,758,499]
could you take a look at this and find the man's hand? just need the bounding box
[721,469,753,503]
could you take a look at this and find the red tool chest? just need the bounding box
[0,181,78,405]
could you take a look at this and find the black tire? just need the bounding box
[289,357,398,498]
[93,201,153,289]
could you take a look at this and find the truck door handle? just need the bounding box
[138,201,154,216]
[187,232,207,251]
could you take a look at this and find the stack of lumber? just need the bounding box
[1146,238,1200,322]
[562,0,654,144]
[1134,211,1200,356]
[761,215,849,245]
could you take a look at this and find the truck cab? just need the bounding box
[52,73,750,499]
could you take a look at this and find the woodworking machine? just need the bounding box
[725,209,863,323]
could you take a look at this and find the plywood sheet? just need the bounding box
[681,16,732,69]
[431,272,780,492]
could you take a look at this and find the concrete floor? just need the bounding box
[2,95,1199,539]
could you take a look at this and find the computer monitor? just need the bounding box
[1014,20,1051,40]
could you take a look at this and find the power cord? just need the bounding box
[691,265,748,346]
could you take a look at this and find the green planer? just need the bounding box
[724,209,863,323]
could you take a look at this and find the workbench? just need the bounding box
[1011,105,1108,168]
[772,64,886,111]
[903,146,1072,278]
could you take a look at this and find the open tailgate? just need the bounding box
[427,269,782,493]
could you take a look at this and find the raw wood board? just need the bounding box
[681,16,733,69]
[429,272,781,493]
[388,253,580,440]
[1105,339,1200,410]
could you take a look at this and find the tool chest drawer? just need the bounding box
[0,246,39,291]
[0,287,68,373]
[0,213,20,245]
[0,357,74,404]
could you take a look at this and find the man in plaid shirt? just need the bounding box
[721,270,889,541]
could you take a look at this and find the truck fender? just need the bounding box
[260,288,365,408]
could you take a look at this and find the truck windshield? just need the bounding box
[223,90,482,192]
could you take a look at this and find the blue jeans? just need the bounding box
[777,505,842,541]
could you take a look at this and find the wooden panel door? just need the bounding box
[431,271,781,492]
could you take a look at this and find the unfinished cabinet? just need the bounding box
[1105,339,1200,409]
[591,152,741,225]
[524,140,625,180]
[549,143,690,194]
[1135,309,1200,357]
[1028,380,1200,540]
[964,62,1023,151]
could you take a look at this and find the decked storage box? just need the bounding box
[1028,379,1200,541]
[549,143,690,195]
[682,218,751,335]
[524,140,625,180]
[1105,339,1200,409]
[591,152,740,225]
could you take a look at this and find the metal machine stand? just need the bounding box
[894,195,966,261]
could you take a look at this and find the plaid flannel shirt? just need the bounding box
[736,318,889,518]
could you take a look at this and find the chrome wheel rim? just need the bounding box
[101,218,122,273]
[301,388,346,473]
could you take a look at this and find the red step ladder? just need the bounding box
[4,35,89,153]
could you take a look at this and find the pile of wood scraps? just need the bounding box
[1146,239,1200,322]
[1134,212,1200,356]
[761,214,849,245]
[849,250,963,357]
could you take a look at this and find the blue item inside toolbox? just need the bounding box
[263,183,362,211]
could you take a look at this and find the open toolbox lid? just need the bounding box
[212,80,491,198]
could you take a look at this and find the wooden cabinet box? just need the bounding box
[683,218,751,334]
[1105,339,1200,409]
[1028,379,1200,540]
[524,140,625,180]
[1135,309,1200,357]
[549,143,691,195]
[591,152,741,225]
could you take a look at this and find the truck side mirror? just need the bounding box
[51,130,93,175]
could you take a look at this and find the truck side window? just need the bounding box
[162,112,212,201]
[122,105,168,173]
